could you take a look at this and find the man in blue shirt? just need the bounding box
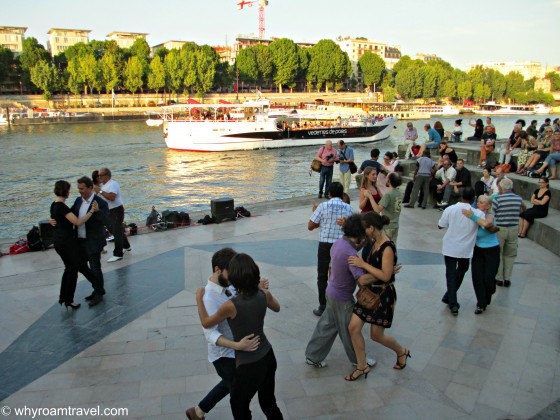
[336,140,355,194]
[416,123,442,157]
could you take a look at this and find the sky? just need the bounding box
[3,0,559,69]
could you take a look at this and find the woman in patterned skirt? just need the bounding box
[345,212,410,381]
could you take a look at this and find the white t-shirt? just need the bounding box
[100,178,124,209]
[438,202,485,259]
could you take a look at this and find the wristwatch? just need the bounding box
[99,190,104,195]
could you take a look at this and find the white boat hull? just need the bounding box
[164,117,397,152]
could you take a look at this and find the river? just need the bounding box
[0,115,543,239]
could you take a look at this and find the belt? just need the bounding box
[497,224,517,227]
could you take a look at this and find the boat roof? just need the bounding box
[162,99,270,110]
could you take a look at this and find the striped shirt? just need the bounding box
[492,192,522,227]
[310,198,354,243]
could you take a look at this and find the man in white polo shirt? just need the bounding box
[96,167,131,262]
[438,187,485,316]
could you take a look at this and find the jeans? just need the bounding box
[78,239,105,296]
[471,245,500,309]
[319,165,334,196]
[409,175,430,208]
[230,349,283,420]
[544,153,560,166]
[198,357,236,414]
[443,256,470,308]
[109,205,130,257]
[317,242,333,309]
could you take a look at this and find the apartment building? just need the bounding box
[412,53,442,63]
[47,28,91,56]
[0,26,27,55]
[151,40,189,55]
[106,31,148,49]
[466,61,546,80]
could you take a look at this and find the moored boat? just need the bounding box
[0,114,8,126]
[161,100,397,152]
[412,104,460,116]
[472,101,550,115]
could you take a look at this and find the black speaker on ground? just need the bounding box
[38,219,55,249]
[211,198,236,224]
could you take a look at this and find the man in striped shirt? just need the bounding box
[492,178,522,288]
[309,182,354,316]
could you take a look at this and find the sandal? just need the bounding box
[344,366,370,381]
[518,234,526,238]
[393,349,411,370]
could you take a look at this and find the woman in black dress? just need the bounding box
[51,180,98,309]
[518,177,551,238]
[467,118,484,140]
[346,212,410,381]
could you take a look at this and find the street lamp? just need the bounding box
[235,66,240,103]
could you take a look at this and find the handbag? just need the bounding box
[310,158,322,173]
[356,285,383,311]
[348,161,358,174]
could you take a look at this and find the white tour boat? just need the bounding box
[473,102,551,115]
[161,100,397,152]
[0,114,8,126]
[412,104,461,116]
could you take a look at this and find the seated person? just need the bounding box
[478,126,497,167]
[445,119,463,143]
[518,177,551,238]
[416,123,442,157]
[523,128,553,174]
[437,140,458,166]
[430,156,456,207]
[498,124,523,165]
[467,118,484,141]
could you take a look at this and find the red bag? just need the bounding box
[412,145,420,156]
[9,239,29,255]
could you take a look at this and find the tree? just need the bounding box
[123,56,144,100]
[473,83,491,102]
[236,47,259,85]
[193,48,216,98]
[395,66,423,100]
[269,38,299,93]
[440,79,456,99]
[358,52,385,91]
[19,37,50,88]
[457,80,472,101]
[164,49,184,97]
[99,53,119,95]
[545,72,560,91]
[0,48,14,84]
[253,44,273,87]
[128,38,151,91]
[30,60,57,99]
[148,55,166,96]
[504,71,525,99]
[421,66,438,99]
[308,39,350,93]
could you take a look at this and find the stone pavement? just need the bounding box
[0,191,559,419]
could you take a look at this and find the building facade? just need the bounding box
[47,28,91,56]
[466,61,546,80]
[0,26,27,55]
[106,32,148,49]
[412,53,442,63]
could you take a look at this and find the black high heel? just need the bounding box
[64,302,81,310]
[393,349,411,370]
[344,366,370,381]
[58,299,64,306]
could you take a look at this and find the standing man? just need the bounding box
[438,188,485,316]
[308,182,354,316]
[72,176,110,307]
[186,248,260,420]
[316,141,338,199]
[416,123,442,157]
[492,178,522,288]
[96,168,131,262]
[336,140,355,194]
[404,149,436,209]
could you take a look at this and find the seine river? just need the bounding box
[0,115,540,239]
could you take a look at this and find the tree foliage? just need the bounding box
[269,38,299,93]
[358,52,385,90]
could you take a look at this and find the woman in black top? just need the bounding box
[196,253,283,420]
[51,180,98,309]
[467,118,484,140]
[518,178,551,238]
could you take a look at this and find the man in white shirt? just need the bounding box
[438,188,485,316]
[95,168,131,262]
[186,248,260,420]
[433,157,457,207]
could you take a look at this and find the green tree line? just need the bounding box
[0,36,556,105]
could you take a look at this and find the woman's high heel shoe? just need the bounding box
[344,366,370,381]
[393,349,411,370]
[64,302,81,310]
[58,299,64,306]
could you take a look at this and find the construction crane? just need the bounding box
[237,0,269,39]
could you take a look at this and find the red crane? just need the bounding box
[237,0,269,39]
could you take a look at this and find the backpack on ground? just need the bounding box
[235,206,251,218]
[27,226,43,251]
[10,238,30,255]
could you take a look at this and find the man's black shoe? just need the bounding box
[496,280,504,287]
[504,280,511,287]
[84,294,95,301]
[88,295,103,307]
[441,296,449,305]
[450,306,459,316]
[313,307,325,316]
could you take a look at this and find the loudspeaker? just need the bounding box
[211,198,236,224]
[39,219,55,249]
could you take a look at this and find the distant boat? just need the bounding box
[473,101,551,115]
[412,104,460,116]
[0,114,8,126]
[146,118,163,127]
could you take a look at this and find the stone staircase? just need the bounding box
[397,140,560,256]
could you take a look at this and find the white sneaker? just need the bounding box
[306,358,327,368]
[107,256,123,263]
[437,201,449,207]
[353,358,377,367]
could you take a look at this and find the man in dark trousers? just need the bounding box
[72,176,111,307]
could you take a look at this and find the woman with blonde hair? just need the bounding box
[345,212,409,381]
[359,166,382,214]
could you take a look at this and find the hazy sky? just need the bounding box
[4,0,559,69]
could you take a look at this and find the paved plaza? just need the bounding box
[0,192,559,419]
